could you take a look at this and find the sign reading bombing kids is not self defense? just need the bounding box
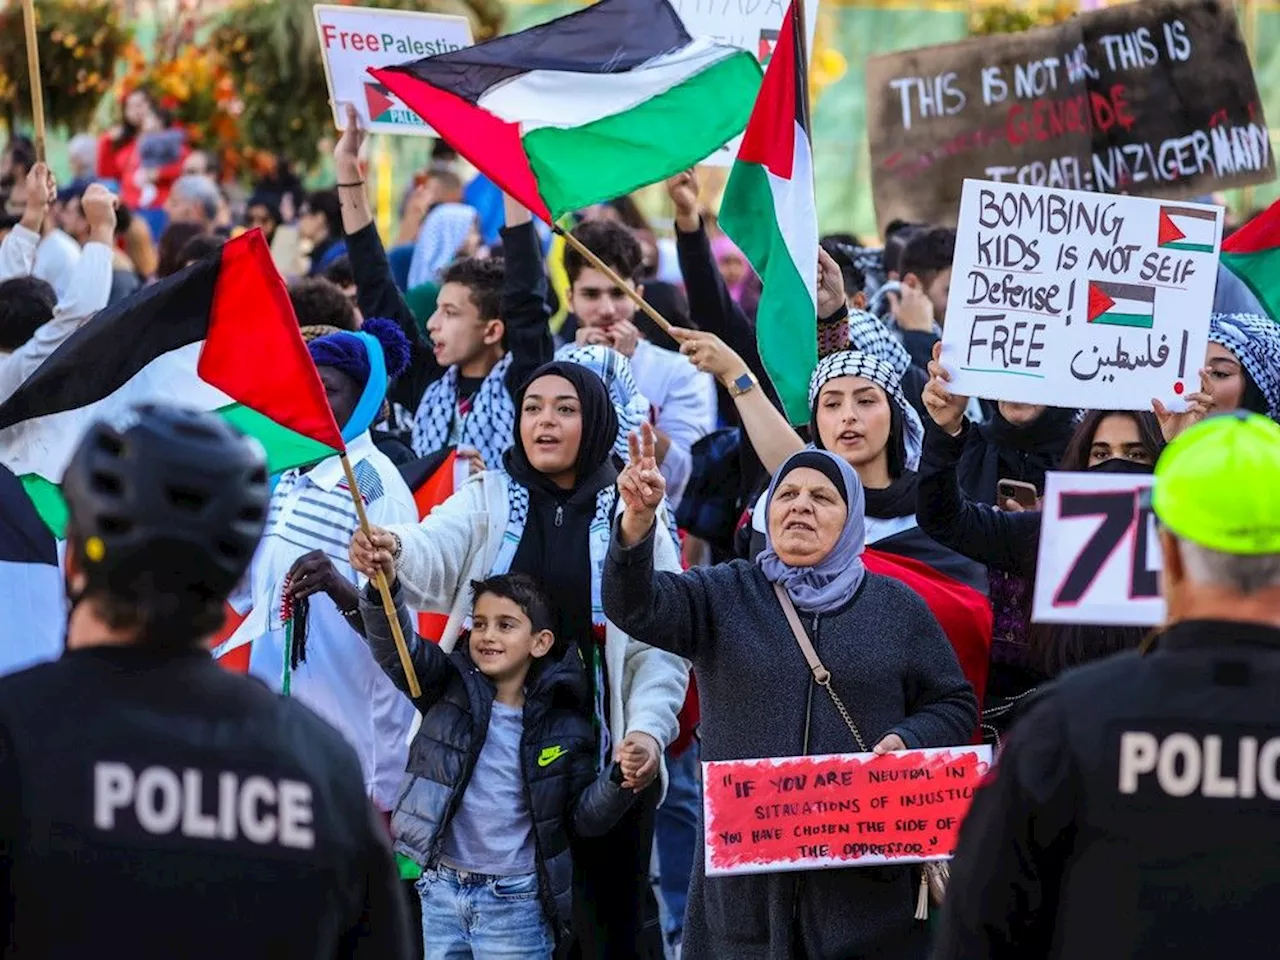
[865,0,1272,229]
[702,747,991,877]
[314,5,473,136]
[940,179,1221,413]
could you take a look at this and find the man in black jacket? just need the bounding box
[936,411,1280,959]
[0,405,411,959]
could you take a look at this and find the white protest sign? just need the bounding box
[1032,471,1164,627]
[314,5,473,137]
[941,179,1222,412]
[671,0,818,166]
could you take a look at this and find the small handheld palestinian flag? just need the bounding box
[1223,198,1280,323]
[372,0,762,223]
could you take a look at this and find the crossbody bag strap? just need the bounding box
[772,583,868,753]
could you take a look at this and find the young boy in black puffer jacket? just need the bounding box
[358,571,635,958]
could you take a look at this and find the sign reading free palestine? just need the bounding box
[314,5,474,137]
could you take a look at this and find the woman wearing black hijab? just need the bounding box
[351,360,688,959]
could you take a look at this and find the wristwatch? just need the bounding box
[726,371,757,398]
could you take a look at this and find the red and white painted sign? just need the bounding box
[703,746,991,877]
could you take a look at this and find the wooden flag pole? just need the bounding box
[20,0,46,162]
[554,224,675,336]
[339,453,423,698]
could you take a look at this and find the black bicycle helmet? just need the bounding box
[62,403,269,611]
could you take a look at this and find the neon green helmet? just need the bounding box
[1152,411,1280,555]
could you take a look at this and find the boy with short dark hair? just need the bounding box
[359,571,635,958]
[557,217,715,506]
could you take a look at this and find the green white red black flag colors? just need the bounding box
[718,0,818,425]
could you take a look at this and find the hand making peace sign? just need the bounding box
[618,422,665,545]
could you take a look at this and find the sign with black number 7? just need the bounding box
[1032,472,1164,627]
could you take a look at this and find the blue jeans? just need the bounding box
[654,741,701,941]
[417,865,553,959]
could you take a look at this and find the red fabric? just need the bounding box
[736,1,800,177]
[212,605,250,673]
[1223,196,1280,255]
[200,230,345,452]
[863,548,992,736]
[370,67,552,223]
[669,673,700,757]
[412,450,458,643]
[95,130,189,210]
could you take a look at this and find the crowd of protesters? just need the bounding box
[2,77,1280,960]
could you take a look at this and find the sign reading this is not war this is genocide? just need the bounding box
[865,0,1272,229]
[702,747,991,877]
[314,5,473,136]
[940,179,1221,413]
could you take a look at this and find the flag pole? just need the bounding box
[553,224,675,336]
[339,453,423,699]
[791,0,813,148]
[20,0,46,162]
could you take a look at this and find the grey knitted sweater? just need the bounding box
[604,523,978,960]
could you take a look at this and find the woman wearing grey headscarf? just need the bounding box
[604,433,976,960]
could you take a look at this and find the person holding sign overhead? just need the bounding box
[605,434,975,959]
[920,341,1168,730]
[937,411,1280,959]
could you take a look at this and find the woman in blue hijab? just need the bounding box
[604,436,976,960]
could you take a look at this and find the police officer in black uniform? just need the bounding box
[934,411,1280,959]
[0,405,411,958]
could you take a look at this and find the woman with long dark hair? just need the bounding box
[920,349,1167,733]
[97,88,189,213]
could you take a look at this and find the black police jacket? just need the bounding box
[0,645,411,959]
[935,619,1280,959]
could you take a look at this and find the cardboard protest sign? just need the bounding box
[866,0,1272,229]
[670,0,817,166]
[1033,471,1163,626]
[941,179,1220,412]
[702,746,991,877]
[314,5,473,136]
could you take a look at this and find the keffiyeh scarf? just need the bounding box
[809,350,925,471]
[412,352,515,468]
[555,343,650,462]
[1209,312,1280,421]
[847,309,913,378]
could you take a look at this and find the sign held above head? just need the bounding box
[940,179,1222,413]
[866,0,1273,230]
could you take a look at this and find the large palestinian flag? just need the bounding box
[0,231,344,536]
[0,462,63,677]
[718,0,818,425]
[371,0,761,223]
[1223,198,1280,323]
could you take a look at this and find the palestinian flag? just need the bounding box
[718,0,817,425]
[1087,280,1156,330]
[400,448,461,642]
[0,463,63,677]
[371,0,761,223]
[1157,205,1217,254]
[1223,198,1280,322]
[0,231,344,536]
